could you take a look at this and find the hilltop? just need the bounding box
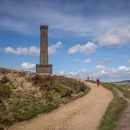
[0,68,90,130]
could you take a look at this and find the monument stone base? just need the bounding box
[36,64,52,74]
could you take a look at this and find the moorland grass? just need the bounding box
[99,83,128,130]
[0,71,90,130]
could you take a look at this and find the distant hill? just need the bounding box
[113,80,130,86]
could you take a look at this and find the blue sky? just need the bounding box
[0,0,130,81]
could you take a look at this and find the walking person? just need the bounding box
[87,77,90,81]
[96,78,100,87]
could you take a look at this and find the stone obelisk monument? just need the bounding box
[36,25,52,74]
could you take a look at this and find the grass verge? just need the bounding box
[98,83,128,130]
[115,85,130,98]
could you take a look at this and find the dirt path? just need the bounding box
[7,82,113,130]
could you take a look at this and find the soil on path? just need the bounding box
[7,82,113,130]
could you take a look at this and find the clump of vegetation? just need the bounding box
[53,83,72,97]
[0,68,9,75]
[0,76,10,84]
[0,84,12,101]
[29,75,88,93]
[0,124,4,130]
[29,74,53,91]
[0,90,60,127]
[99,83,128,130]
[53,76,87,93]
[0,68,90,129]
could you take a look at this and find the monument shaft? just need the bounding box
[40,26,48,65]
[36,25,52,74]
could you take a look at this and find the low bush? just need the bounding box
[53,83,72,97]
[29,75,53,91]
[54,76,87,93]
[0,76,9,84]
[0,84,12,100]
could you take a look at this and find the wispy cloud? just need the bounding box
[0,18,33,34]
[3,41,63,55]
[21,62,35,69]
[0,0,130,38]
[4,46,39,55]
[96,26,130,47]
[48,41,63,55]
[68,42,97,55]
[59,65,130,82]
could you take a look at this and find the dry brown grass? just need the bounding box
[0,68,90,129]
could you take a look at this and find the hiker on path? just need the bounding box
[96,78,100,87]
[87,77,90,81]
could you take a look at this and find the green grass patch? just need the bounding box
[53,83,72,97]
[0,90,60,127]
[99,83,128,130]
[0,98,58,127]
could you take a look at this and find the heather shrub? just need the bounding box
[0,84,12,100]
[53,83,72,97]
[0,76,9,84]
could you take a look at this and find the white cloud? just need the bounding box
[59,70,84,78]
[59,65,130,82]
[4,46,39,55]
[68,41,97,55]
[83,59,91,64]
[95,65,107,69]
[21,62,35,69]
[48,41,63,55]
[118,66,129,72]
[97,26,130,47]
[4,41,63,56]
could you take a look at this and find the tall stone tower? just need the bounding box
[36,25,52,74]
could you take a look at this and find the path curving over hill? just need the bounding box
[7,82,113,130]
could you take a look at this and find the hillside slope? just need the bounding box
[8,82,113,130]
[0,68,90,129]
